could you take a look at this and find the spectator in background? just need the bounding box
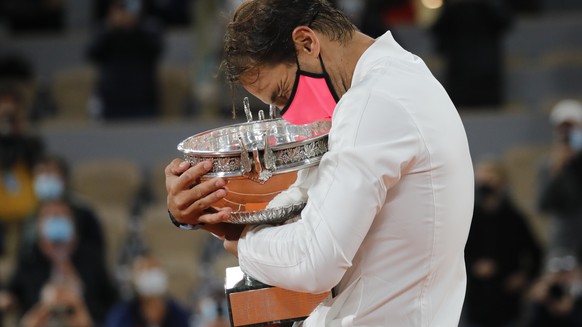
[19,279,93,327]
[0,200,118,325]
[0,86,44,255]
[431,0,512,108]
[462,159,543,327]
[87,0,164,121]
[537,99,582,262]
[0,50,55,122]
[524,255,582,327]
[104,253,190,327]
[18,154,105,262]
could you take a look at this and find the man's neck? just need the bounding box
[324,31,375,98]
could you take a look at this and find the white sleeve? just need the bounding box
[237,92,422,293]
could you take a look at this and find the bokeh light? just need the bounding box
[421,0,444,10]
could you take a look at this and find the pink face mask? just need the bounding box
[280,56,339,125]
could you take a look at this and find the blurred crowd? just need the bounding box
[0,0,582,326]
[0,0,580,121]
[0,82,233,325]
[460,99,582,327]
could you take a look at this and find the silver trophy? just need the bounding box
[177,98,330,225]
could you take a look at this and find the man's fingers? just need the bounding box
[165,158,233,226]
[198,207,233,224]
[165,159,191,193]
[178,161,214,188]
[167,161,213,194]
[181,177,228,208]
[165,158,190,177]
[173,183,229,218]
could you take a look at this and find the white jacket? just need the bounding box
[238,31,474,327]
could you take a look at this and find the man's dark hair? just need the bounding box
[39,153,71,182]
[222,0,356,84]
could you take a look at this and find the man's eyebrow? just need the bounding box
[269,90,277,104]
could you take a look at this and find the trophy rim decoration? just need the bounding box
[226,202,307,225]
[177,98,330,224]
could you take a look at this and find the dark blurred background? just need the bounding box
[1,0,582,326]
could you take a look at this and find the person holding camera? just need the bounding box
[537,99,582,262]
[524,255,582,327]
[0,200,118,326]
[20,281,92,327]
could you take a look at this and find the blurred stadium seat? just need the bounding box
[159,64,193,120]
[70,159,144,268]
[51,66,95,121]
[503,144,551,244]
[141,203,211,304]
[149,161,171,205]
[71,159,143,207]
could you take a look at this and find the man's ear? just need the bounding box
[291,26,320,58]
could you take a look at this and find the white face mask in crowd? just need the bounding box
[34,174,65,201]
[134,268,168,296]
[42,216,74,244]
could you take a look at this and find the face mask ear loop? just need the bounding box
[319,55,340,102]
[295,52,301,71]
[318,55,327,74]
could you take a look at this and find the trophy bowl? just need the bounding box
[177,109,330,225]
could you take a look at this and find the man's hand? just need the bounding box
[165,159,233,226]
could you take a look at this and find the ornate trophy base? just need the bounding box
[225,267,330,327]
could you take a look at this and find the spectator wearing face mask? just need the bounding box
[104,253,190,327]
[538,99,582,262]
[0,200,118,325]
[18,212,92,327]
[17,154,105,261]
[461,159,543,327]
[0,87,45,255]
